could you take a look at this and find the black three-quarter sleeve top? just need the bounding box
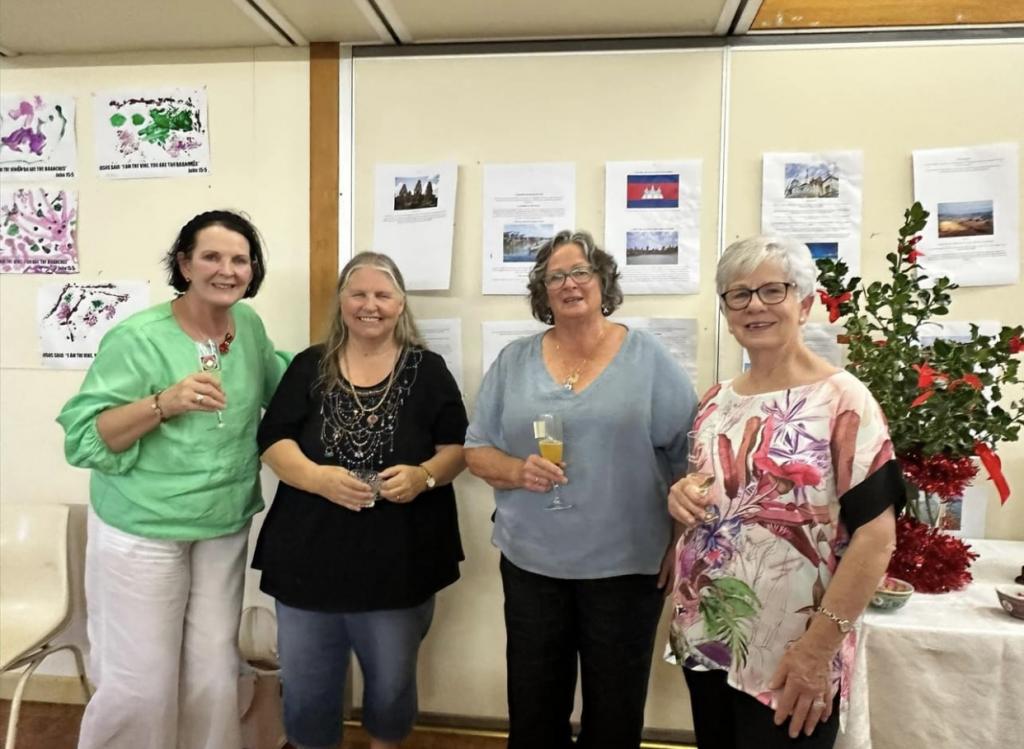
[252,345,468,612]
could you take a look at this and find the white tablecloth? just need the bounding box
[837,539,1024,749]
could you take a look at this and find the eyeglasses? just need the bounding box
[720,282,795,310]
[543,266,595,289]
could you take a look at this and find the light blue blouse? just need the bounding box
[466,327,698,579]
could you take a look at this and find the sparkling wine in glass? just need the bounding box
[687,429,715,523]
[533,413,572,511]
[196,340,224,429]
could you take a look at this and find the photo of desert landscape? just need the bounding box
[937,199,994,238]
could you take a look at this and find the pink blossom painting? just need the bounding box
[1,187,79,274]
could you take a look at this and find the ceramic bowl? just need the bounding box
[869,576,915,610]
[995,585,1024,620]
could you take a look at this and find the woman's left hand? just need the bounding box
[768,638,834,738]
[378,464,426,504]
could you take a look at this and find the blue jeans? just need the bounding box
[499,555,665,749]
[275,597,435,748]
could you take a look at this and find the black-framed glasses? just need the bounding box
[544,266,595,289]
[720,281,795,310]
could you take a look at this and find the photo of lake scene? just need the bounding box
[626,229,678,265]
[937,200,994,238]
[503,223,553,262]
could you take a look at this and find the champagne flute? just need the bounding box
[687,429,715,523]
[196,340,224,429]
[533,413,572,511]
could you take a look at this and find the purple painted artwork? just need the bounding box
[0,94,77,180]
[1,187,79,274]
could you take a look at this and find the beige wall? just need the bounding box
[0,46,310,679]
[353,49,726,729]
[725,41,1024,542]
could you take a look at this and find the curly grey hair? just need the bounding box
[526,229,623,325]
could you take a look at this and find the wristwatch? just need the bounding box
[815,605,853,634]
[419,464,436,489]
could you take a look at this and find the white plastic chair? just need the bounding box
[0,503,91,749]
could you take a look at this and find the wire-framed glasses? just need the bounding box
[720,281,795,310]
[544,266,595,289]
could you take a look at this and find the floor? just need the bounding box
[0,700,694,748]
[0,700,506,749]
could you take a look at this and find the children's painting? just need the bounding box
[0,94,77,180]
[93,87,211,179]
[38,281,150,368]
[1,188,79,274]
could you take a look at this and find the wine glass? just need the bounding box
[350,468,380,509]
[196,340,224,429]
[533,413,572,511]
[687,429,715,523]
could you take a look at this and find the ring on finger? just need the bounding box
[811,698,827,709]
[195,393,204,403]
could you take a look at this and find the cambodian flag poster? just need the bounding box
[626,174,679,209]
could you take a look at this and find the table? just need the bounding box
[837,539,1024,749]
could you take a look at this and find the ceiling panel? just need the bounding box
[751,0,1024,31]
[0,0,282,56]
[272,0,389,44]
[385,0,734,42]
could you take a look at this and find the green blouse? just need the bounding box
[57,301,291,540]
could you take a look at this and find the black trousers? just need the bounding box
[499,555,665,749]
[683,668,841,749]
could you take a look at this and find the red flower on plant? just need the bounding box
[910,390,935,408]
[817,289,851,323]
[1009,336,1023,354]
[912,363,945,390]
[952,373,982,390]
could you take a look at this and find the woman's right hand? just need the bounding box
[668,474,714,527]
[159,373,226,418]
[518,453,567,493]
[313,465,376,511]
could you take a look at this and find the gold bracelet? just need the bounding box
[152,390,167,422]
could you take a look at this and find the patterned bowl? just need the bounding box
[870,577,915,610]
[995,585,1024,620]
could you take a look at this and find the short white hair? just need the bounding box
[716,235,817,299]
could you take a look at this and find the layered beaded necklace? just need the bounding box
[320,347,421,467]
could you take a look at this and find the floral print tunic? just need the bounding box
[670,371,900,722]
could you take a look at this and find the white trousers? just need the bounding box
[78,508,248,749]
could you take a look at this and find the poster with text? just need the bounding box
[38,281,150,368]
[93,87,210,178]
[912,143,1019,287]
[372,162,457,290]
[482,163,575,295]
[0,94,77,180]
[762,151,863,275]
[1,187,78,274]
[418,318,464,391]
[604,161,702,294]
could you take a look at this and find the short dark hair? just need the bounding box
[526,229,623,325]
[163,210,267,298]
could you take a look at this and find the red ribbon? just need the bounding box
[974,442,1010,505]
[817,290,851,323]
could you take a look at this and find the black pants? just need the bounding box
[683,668,840,749]
[499,555,665,749]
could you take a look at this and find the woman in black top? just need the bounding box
[253,252,467,749]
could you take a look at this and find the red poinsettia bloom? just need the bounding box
[817,289,851,323]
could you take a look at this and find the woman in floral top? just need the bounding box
[668,236,903,748]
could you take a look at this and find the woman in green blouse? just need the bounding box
[58,210,289,749]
